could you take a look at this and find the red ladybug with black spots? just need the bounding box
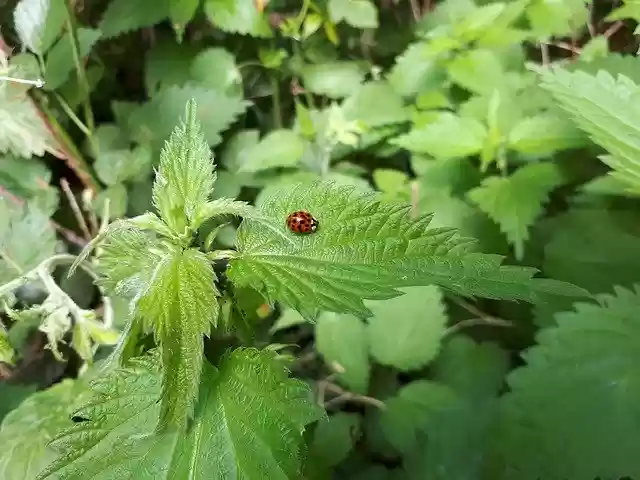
[286,210,318,234]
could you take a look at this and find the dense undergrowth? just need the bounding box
[2,0,640,479]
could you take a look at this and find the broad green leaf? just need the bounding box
[316,313,369,393]
[203,0,272,37]
[0,197,57,283]
[152,99,216,233]
[301,61,367,99]
[44,27,101,90]
[433,336,509,399]
[379,380,458,453]
[93,184,127,219]
[367,285,447,371]
[269,308,308,333]
[13,0,50,55]
[508,113,586,156]
[0,380,82,480]
[127,85,249,150]
[220,129,260,172]
[238,129,305,173]
[526,0,588,38]
[404,395,499,480]
[342,80,410,127]
[93,225,169,298]
[542,208,640,294]
[310,413,361,467]
[0,383,36,422]
[190,47,242,97]
[40,0,66,53]
[94,144,152,186]
[144,39,199,93]
[136,247,218,431]
[493,286,640,480]
[228,182,587,319]
[0,155,57,208]
[99,0,171,38]
[392,113,487,159]
[0,328,14,364]
[538,67,640,192]
[447,49,505,95]
[607,0,640,21]
[38,350,322,479]
[328,0,378,29]
[468,163,564,260]
[0,94,50,160]
[169,0,200,40]
[193,197,254,230]
[388,42,445,97]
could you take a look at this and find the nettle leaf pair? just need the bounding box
[72,100,585,437]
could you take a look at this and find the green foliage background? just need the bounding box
[1,0,640,478]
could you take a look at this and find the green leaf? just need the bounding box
[228,181,587,319]
[392,113,487,159]
[310,413,361,467]
[542,207,640,294]
[493,286,640,480]
[341,80,410,128]
[92,225,168,298]
[144,39,199,93]
[0,380,82,480]
[0,198,57,283]
[94,144,152,186]
[388,41,445,97]
[379,380,458,453]
[44,27,101,90]
[238,129,305,173]
[13,0,50,55]
[0,154,57,207]
[193,197,254,230]
[0,383,36,422]
[301,61,367,99]
[189,47,242,96]
[526,0,588,38]
[328,0,378,29]
[136,247,219,431]
[152,99,216,233]
[367,285,447,371]
[127,85,249,151]
[99,0,171,38]
[203,0,272,37]
[433,336,509,399]
[468,163,564,260]
[40,0,66,53]
[507,113,586,156]
[38,350,322,479]
[447,49,505,95]
[538,67,640,193]
[169,0,200,40]
[316,313,369,393]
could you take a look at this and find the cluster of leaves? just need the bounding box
[2,0,640,478]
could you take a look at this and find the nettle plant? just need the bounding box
[0,99,587,478]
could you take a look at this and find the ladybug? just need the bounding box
[286,210,318,234]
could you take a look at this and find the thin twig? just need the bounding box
[539,42,550,66]
[603,21,623,39]
[322,382,386,410]
[60,179,92,242]
[64,0,96,154]
[446,296,513,335]
[445,317,513,336]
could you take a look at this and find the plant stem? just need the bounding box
[271,74,282,128]
[64,0,97,155]
[33,91,100,191]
